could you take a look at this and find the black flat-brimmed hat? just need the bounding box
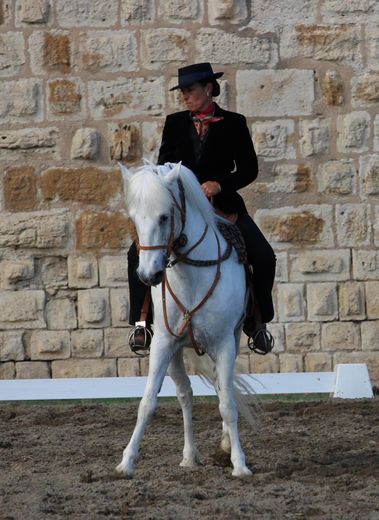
[170,62,224,92]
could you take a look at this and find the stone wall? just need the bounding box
[0,0,378,384]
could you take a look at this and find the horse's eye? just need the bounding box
[159,214,169,225]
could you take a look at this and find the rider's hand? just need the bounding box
[201,181,221,198]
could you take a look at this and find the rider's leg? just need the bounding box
[128,242,153,350]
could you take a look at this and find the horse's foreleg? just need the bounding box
[215,344,252,478]
[116,343,172,477]
[168,349,200,468]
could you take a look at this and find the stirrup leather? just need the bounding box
[247,325,275,356]
[128,321,152,357]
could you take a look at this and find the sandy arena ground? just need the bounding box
[0,397,378,519]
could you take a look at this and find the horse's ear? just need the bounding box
[165,161,182,185]
[118,162,133,183]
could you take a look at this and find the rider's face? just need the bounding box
[180,82,212,113]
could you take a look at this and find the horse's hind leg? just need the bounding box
[168,349,200,467]
[116,342,172,477]
[215,342,252,478]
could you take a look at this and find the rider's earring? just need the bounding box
[206,91,210,97]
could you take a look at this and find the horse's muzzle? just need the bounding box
[138,269,164,286]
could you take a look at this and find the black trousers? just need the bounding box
[127,213,276,325]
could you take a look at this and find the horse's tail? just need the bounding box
[184,350,259,428]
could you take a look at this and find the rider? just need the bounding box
[127,62,276,354]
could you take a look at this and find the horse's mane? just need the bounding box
[126,161,217,230]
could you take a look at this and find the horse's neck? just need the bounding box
[181,205,220,261]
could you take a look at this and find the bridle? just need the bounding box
[136,178,222,356]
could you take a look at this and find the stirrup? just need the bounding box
[247,324,274,355]
[128,321,152,357]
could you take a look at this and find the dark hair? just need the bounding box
[199,78,220,97]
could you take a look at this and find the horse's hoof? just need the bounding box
[179,455,201,468]
[232,466,253,478]
[115,462,134,479]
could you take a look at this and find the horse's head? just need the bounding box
[120,161,182,286]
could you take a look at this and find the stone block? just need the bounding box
[79,30,137,72]
[56,0,118,27]
[339,282,366,321]
[0,291,45,329]
[141,29,191,69]
[268,164,311,194]
[0,362,15,379]
[285,323,321,351]
[237,69,314,118]
[0,259,35,289]
[71,329,103,358]
[15,0,50,24]
[250,353,279,374]
[111,289,130,327]
[0,79,42,123]
[275,253,288,282]
[333,352,379,386]
[336,204,370,247]
[76,211,130,250]
[289,250,351,282]
[29,31,71,75]
[47,78,84,119]
[352,72,379,108]
[365,282,379,319]
[321,322,360,351]
[374,115,379,152]
[99,256,128,287]
[235,353,250,374]
[361,321,379,351]
[118,358,141,377]
[0,128,60,162]
[281,24,362,70]
[375,206,379,247]
[277,284,306,322]
[321,0,379,23]
[304,353,332,372]
[252,120,295,161]
[78,289,110,328]
[109,123,141,162]
[279,354,303,373]
[337,112,370,153]
[0,32,25,76]
[367,23,379,70]
[68,255,98,288]
[322,71,344,105]
[197,29,278,67]
[141,121,165,162]
[0,331,25,361]
[120,0,155,24]
[353,250,379,280]
[30,330,70,360]
[88,77,165,119]
[318,160,356,196]
[248,0,317,31]
[208,0,248,24]
[266,323,285,352]
[299,118,331,157]
[71,128,100,160]
[40,257,68,291]
[0,210,69,250]
[104,328,131,358]
[4,167,37,211]
[360,155,379,196]
[52,359,117,378]
[0,1,12,26]
[41,167,121,205]
[159,0,201,21]
[16,361,50,379]
[46,298,77,330]
[255,205,334,249]
[307,283,338,321]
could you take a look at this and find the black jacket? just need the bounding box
[157,103,258,215]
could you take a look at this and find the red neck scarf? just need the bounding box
[191,102,224,139]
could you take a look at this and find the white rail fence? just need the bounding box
[0,364,373,401]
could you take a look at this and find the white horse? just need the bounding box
[117,161,253,478]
